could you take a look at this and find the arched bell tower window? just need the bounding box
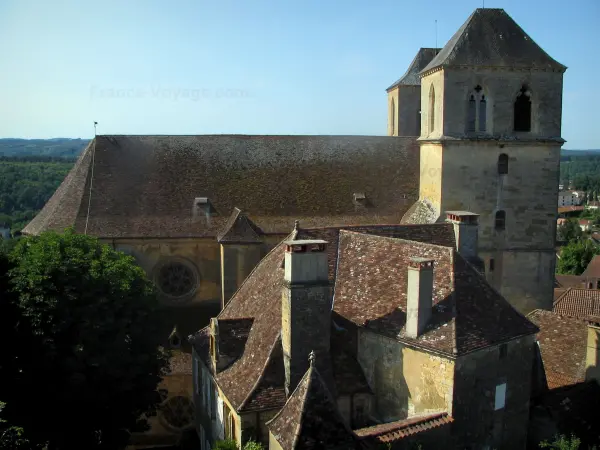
[429,84,435,134]
[498,153,508,175]
[466,85,488,133]
[495,210,506,231]
[514,86,532,132]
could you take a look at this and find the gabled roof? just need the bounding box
[217,208,263,243]
[354,412,452,444]
[199,222,536,414]
[553,288,600,323]
[23,135,419,238]
[527,309,588,389]
[387,48,440,90]
[421,8,566,74]
[266,360,362,450]
[583,255,600,278]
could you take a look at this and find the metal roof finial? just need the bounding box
[309,350,316,367]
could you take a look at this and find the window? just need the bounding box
[429,84,435,134]
[494,383,507,410]
[514,86,532,132]
[495,210,506,231]
[390,98,395,135]
[160,395,195,430]
[498,153,508,175]
[489,258,495,272]
[499,343,507,359]
[466,86,488,133]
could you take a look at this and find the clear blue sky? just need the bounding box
[0,0,598,148]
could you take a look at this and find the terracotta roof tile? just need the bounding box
[527,310,588,389]
[553,288,600,323]
[168,350,193,375]
[266,363,362,449]
[354,412,453,443]
[24,135,419,237]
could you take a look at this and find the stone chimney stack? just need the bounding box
[282,239,330,397]
[446,211,479,260]
[406,258,434,338]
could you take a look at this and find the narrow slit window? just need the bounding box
[429,85,435,134]
[479,95,487,132]
[489,258,495,272]
[467,95,476,132]
[495,210,506,231]
[498,153,509,175]
[514,86,532,132]
[495,383,507,410]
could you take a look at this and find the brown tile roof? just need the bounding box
[583,255,600,278]
[266,362,362,450]
[217,208,263,244]
[527,310,588,389]
[555,275,588,289]
[354,412,453,443]
[333,231,537,354]
[24,135,419,238]
[553,288,600,323]
[200,222,536,415]
[558,206,584,214]
[168,350,193,375]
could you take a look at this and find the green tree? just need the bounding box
[539,434,581,449]
[0,402,30,450]
[557,219,583,243]
[243,441,266,450]
[557,240,600,275]
[0,229,170,450]
[215,440,239,450]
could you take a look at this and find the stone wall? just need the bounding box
[388,86,422,137]
[357,330,454,422]
[221,244,264,307]
[452,336,535,450]
[420,70,445,139]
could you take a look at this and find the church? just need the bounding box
[24,7,565,447]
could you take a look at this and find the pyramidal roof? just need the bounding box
[421,8,566,74]
[386,48,441,90]
[267,358,362,449]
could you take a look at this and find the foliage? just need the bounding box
[0,230,170,450]
[539,434,582,449]
[560,154,600,192]
[0,158,74,233]
[557,240,600,275]
[0,138,88,158]
[0,401,31,450]
[214,440,239,450]
[557,219,583,243]
[243,441,266,450]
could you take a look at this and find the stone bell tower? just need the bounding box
[402,8,566,314]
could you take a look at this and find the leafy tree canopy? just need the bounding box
[0,230,170,450]
[557,240,600,275]
[557,219,583,244]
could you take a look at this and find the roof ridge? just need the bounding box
[238,333,282,411]
[338,228,455,250]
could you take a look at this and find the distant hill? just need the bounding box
[562,149,600,156]
[0,138,90,158]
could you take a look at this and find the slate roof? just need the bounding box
[23,135,419,238]
[191,222,537,416]
[527,310,588,389]
[553,288,600,323]
[217,208,263,244]
[582,255,600,278]
[266,362,362,450]
[387,48,441,90]
[354,412,453,444]
[421,8,566,74]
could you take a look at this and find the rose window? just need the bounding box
[161,395,195,430]
[157,262,196,298]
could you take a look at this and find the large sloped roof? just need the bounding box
[23,135,419,238]
[266,361,362,450]
[386,48,441,90]
[421,8,566,74]
[191,222,537,414]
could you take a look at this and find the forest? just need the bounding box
[0,156,75,233]
[560,153,600,192]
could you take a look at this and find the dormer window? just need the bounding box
[514,86,532,132]
[466,85,488,133]
[193,197,217,218]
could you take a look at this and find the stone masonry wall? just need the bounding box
[452,336,535,450]
[357,330,454,423]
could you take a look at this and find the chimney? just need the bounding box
[282,239,330,396]
[445,211,479,260]
[406,258,434,338]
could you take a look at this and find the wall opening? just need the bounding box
[514,86,532,132]
[465,85,488,133]
[498,153,509,175]
[495,210,506,231]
